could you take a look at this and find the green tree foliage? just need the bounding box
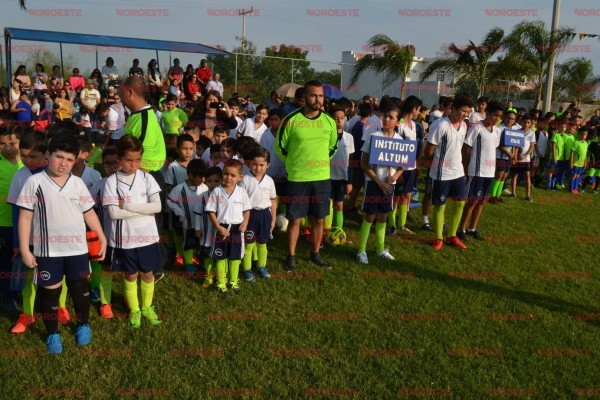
[554,57,600,104]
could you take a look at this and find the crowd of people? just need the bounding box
[0,56,599,354]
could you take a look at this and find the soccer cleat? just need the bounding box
[421,223,434,232]
[400,226,416,235]
[175,255,184,266]
[99,304,113,319]
[432,239,444,251]
[58,307,71,325]
[496,197,504,203]
[75,324,92,346]
[376,248,396,260]
[46,333,63,354]
[243,270,257,284]
[10,314,35,334]
[258,267,271,280]
[129,310,142,329]
[230,282,241,294]
[386,226,397,236]
[283,255,296,273]
[446,236,468,249]
[193,255,201,265]
[509,193,517,199]
[302,227,312,243]
[557,184,565,189]
[90,288,101,303]
[467,230,485,241]
[217,285,229,297]
[310,252,332,269]
[356,252,369,265]
[456,230,467,241]
[202,277,214,288]
[570,189,579,194]
[142,306,163,326]
[153,271,165,284]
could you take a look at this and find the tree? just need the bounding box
[501,20,575,108]
[348,34,415,99]
[554,57,600,104]
[420,28,504,99]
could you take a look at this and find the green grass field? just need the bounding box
[1,187,599,399]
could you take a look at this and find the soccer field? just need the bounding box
[1,188,599,399]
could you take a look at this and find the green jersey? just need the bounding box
[551,132,564,161]
[162,108,188,135]
[0,156,23,227]
[571,141,588,167]
[275,108,338,182]
[123,106,166,172]
[562,133,576,161]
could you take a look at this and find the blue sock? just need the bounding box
[547,176,552,188]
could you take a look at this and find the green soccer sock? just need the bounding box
[375,222,386,253]
[204,258,214,279]
[324,201,333,230]
[448,201,466,237]
[256,243,268,268]
[182,248,194,265]
[495,180,504,197]
[22,269,37,316]
[140,279,155,309]
[99,271,113,305]
[387,209,396,228]
[229,260,241,285]
[58,276,68,308]
[491,180,499,197]
[398,203,409,228]
[124,279,139,312]
[242,242,256,271]
[216,259,228,288]
[173,234,184,259]
[252,242,258,262]
[432,204,446,240]
[358,220,372,253]
[333,210,344,229]
[90,261,101,290]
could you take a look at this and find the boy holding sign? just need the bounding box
[510,115,536,201]
[356,106,405,264]
[425,95,473,251]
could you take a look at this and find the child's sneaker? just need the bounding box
[58,307,70,325]
[356,252,369,265]
[376,248,395,260]
[421,223,433,232]
[217,285,229,297]
[75,324,92,346]
[230,282,241,294]
[432,239,444,251]
[46,333,63,354]
[466,230,485,241]
[175,254,184,266]
[202,277,214,288]
[243,270,257,284]
[99,304,113,319]
[10,314,35,334]
[90,288,100,303]
[141,306,163,326]
[386,226,397,236]
[446,236,468,249]
[456,230,467,241]
[400,226,416,235]
[258,267,271,280]
[129,310,141,329]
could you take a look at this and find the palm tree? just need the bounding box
[420,28,504,98]
[501,20,575,109]
[554,57,600,105]
[348,34,415,99]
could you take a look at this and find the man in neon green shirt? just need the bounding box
[275,80,338,271]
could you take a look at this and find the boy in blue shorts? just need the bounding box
[17,134,107,353]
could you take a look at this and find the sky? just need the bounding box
[2,0,600,76]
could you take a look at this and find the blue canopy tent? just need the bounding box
[4,27,231,84]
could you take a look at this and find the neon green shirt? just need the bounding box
[162,108,189,135]
[275,109,338,182]
[562,133,576,161]
[571,141,588,167]
[123,106,166,172]
[551,132,564,161]
[0,156,23,227]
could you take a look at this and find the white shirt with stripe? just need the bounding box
[464,122,502,178]
[428,117,467,181]
[204,185,251,225]
[194,191,217,247]
[519,130,537,162]
[239,173,276,210]
[330,131,355,180]
[398,120,418,170]
[165,160,188,187]
[167,182,208,229]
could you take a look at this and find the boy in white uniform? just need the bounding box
[510,115,536,201]
[194,167,221,287]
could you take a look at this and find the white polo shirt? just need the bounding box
[239,173,276,210]
[361,131,403,183]
[399,120,418,170]
[330,131,355,180]
[464,122,502,178]
[520,130,537,162]
[428,117,467,181]
[167,182,208,229]
[237,118,268,142]
[165,160,188,187]
[194,191,217,247]
[205,185,251,225]
[17,171,93,257]
[7,167,33,205]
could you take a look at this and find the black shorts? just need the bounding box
[330,180,347,202]
[430,177,467,206]
[112,243,162,275]
[465,176,493,203]
[349,166,365,188]
[245,209,272,244]
[394,169,417,195]
[99,246,114,267]
[274,180,287,205]
[34,253,90,286]
[210,224,244,260]
[511,161,531,173]
[495,158,512,173]
[285,179,331,220]
[199,245,211,260]
[362,180,394,215]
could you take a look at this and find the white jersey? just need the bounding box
[167,182,208,229]
[103,170,161,249]
[7,167,33,205]
[496,125,515,160]
[16,171,93,257]
[398,120,418,170]
[89,176,112,236]
[238,118,268,142]
[519,130,537,162]
[464,122,502,178]
[537,130,549,158]
[259,129,287,179]
[430,109,444,123]
[239,173,276,210]
[194,191,217,247]
[165,160,188,187]
[205,185,251,225]
[428,117,467,181]
[230,116,244,138]
[330,131,355,180]
[79,165,102,191]
[469,111,485,124]
[361,131,403,184]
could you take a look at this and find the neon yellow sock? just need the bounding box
[324,200,333,230]
[124,279,139,312]
[22,269,37,316]
[432,204,446,240]
[333,210,344,229]
[358,220,372,253]
[256,243,268,267]
[204,258,214,279]
[99,270,113,305]
[252,242,258,262]
[173,234,184,259]
[229,260,241,285]
[90,261,101,290]
[448,201,466,237]
[242,242,256,271]
[216,259,227,287]
[387,209,396,228]
[375,222,386,253]
[182,248,194,265]
[398,203,409,228]
[140,279,155,309]
[58,276,68,308]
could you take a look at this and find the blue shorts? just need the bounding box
[558,160,570,171]
[112,243,162,275]
[465,176,493,203]
[34,253,90,286]
[394,169,417,195]
[362,180,394,215]
[548,160,558,169]
[495,159,512,173]
[430,177,467,206]
[285,179,331,220]
[572,166,585,175]
[245,209,272,244]
[330,180,347,202]
[210,224,244,260]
